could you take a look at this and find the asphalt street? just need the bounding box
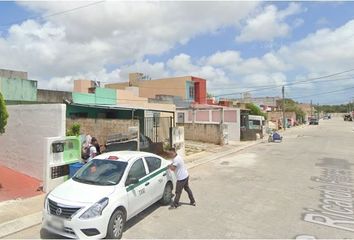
[6,117,354,239]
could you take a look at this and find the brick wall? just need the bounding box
[267,111,296,121]
[177,123,224,145]
[67,118,139,145]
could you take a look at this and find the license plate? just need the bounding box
[50,218,64,230]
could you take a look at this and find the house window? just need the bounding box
[189,84,195,100]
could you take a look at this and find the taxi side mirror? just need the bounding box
[126,177,139,186]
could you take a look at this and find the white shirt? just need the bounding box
[172,154,189,181]
[88,145,97,162]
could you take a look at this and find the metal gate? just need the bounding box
[144,117,174,144]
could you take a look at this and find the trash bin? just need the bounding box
[69,162,84,178]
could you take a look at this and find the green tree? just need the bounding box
[66,123,81,136]
[316,104,349,113]
[278,99,306,123]
[246,103,267,118]
[207,92,214,98]
[0,92,9,134]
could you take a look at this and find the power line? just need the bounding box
[0,1,105,28]
[103,75,354,92]
[214,68,354,97]
[209,75,354,90]
[291,86,354,100]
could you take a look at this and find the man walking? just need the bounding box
[168,148,196,208]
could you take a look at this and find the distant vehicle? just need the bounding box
[268,131,282,143]
[42,151,176,239]
[344,114,353,121]
[309,118,319,125]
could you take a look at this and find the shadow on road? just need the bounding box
[124,202,161,232]
[40,228,65,239]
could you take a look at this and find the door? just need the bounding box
[144,156,165,203]
[125,158,149,218]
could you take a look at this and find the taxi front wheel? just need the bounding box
[160,182,173,205]
[106,209,126,239]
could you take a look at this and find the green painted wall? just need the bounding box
[0,77,37,101]
[72,88,116,105]
[63,136,81,164]
[96,88,116,105]
[72,92,96,105]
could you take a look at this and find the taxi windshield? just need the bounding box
[73,159,127,186]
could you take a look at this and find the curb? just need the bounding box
[0,212,42,238]
[187,140,263,170]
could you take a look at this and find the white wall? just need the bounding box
[177,108,241,141]
[0,104,66,180]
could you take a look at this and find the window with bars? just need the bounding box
[189,84,195,100]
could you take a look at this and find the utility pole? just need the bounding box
[310,100,313,117]
[282,86,286,130]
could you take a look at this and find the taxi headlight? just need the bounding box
[44,191,51,213]
[79,198,109,219]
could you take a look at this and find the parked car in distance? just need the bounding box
[323,114,331,120]
[344,114,353,121]
[42,151,176,239]
[309,118,319,125]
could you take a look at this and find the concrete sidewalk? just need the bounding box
[0,194,44,238]
[0,139,264,238]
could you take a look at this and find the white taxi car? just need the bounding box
[42,151,176,239]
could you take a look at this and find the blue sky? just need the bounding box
[0,1,354,104]
[150,2,354,61]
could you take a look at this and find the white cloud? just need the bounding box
[1,1,354,103]
[236,3,304,42]
[242,72,287,87]
[118,60,167,81]
[0,1,259,89]
[278,19,354,73]
[167,54,197,74]
[205,51,242,67]
[46,69,122,91]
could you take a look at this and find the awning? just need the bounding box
[68,102,175,113]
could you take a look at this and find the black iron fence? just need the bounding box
[143,117,174,144]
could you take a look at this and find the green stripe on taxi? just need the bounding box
[126,166,168,192]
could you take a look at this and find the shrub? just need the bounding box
[66,123,81,136]
[0,92,9,134]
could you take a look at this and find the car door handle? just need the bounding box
[145,182,150,186]
[163,173,167,176]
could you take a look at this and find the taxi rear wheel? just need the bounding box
[160,182,173,205]
[106,209,125,239]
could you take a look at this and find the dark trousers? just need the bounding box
[173,176,195,206]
